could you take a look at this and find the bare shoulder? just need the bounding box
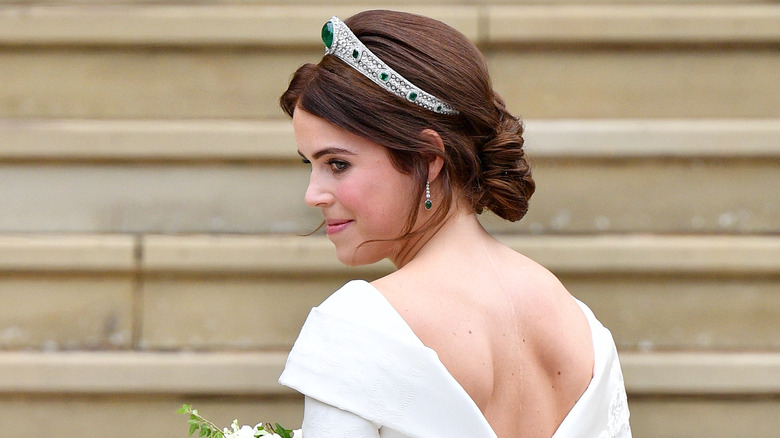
[499,247,592,353]
[371,269,496,406]
[371,241,594,433]
[370,270,480,345]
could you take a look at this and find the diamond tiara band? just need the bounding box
[321,16,460,116]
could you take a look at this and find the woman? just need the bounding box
[278,10,631,437]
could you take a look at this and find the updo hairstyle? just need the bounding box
[281,10,534,236]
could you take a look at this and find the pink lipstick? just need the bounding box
[325,219,353,235]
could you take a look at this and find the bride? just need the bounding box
[278,10,631,437]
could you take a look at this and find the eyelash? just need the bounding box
[300,157,349,173]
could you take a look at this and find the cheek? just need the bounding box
[371,177,418,226]
[340,172,416,226]
[333,182,364,211]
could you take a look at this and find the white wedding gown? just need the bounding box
[279,280,631,437]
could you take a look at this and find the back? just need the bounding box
[373,240,594,438]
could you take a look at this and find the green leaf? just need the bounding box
[199,426,209,437]
[275,423,293,438]
[177,404,191,414]
[189,423,199,436]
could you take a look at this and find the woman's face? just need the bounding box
[293,107,419,266]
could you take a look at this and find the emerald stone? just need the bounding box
[408,91,418,102]
[352,49,360,59]
[321,21,334,48]
[424,199,432,210]
[436,105,442,112]
[379,71,389,82]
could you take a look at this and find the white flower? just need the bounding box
[223,420,257,438]
[227,425,257,438]
[251,423,275,437]
[179,404,300,438]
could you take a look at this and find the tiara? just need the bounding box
[321,16,460,116]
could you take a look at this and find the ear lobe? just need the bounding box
[421,129,445,182]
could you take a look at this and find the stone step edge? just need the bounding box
[1,119,778,162]
[142,234,780,275]
[0,351,777,396]
[0,234,136,272]
[0,4,778,46]
[1,233,779,275]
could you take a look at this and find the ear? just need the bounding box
[420,129,445,182]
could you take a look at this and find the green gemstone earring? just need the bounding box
[424,181,432,210]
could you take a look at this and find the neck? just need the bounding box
[389,208,489,269]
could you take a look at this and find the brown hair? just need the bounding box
[281,10,534,238]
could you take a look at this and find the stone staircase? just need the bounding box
[1,2,779,437]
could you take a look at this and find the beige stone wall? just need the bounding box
[1,2,779,437]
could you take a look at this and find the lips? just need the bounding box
[325,219,353,235]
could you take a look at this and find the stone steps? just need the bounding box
[0,394,776,438]
[1,1,778,436]
[1,4,779,119]
[1,118,778,234]
[3,350,779,395]
[3,118,779,161]
[2,233,778,351]
[0,350,778,437]
[4,4,778,46]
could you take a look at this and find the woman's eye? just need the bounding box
[328,160,349,172]
[301,158,311,165]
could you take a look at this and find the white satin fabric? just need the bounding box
[279,280,631,437]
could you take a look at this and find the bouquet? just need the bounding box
[178,404,302,438]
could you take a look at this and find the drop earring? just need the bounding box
[424,181,432,210]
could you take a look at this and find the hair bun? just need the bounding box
[474,98,535,222]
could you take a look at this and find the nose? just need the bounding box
[304,172,334,208]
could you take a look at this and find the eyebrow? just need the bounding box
[297,147,356,161]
